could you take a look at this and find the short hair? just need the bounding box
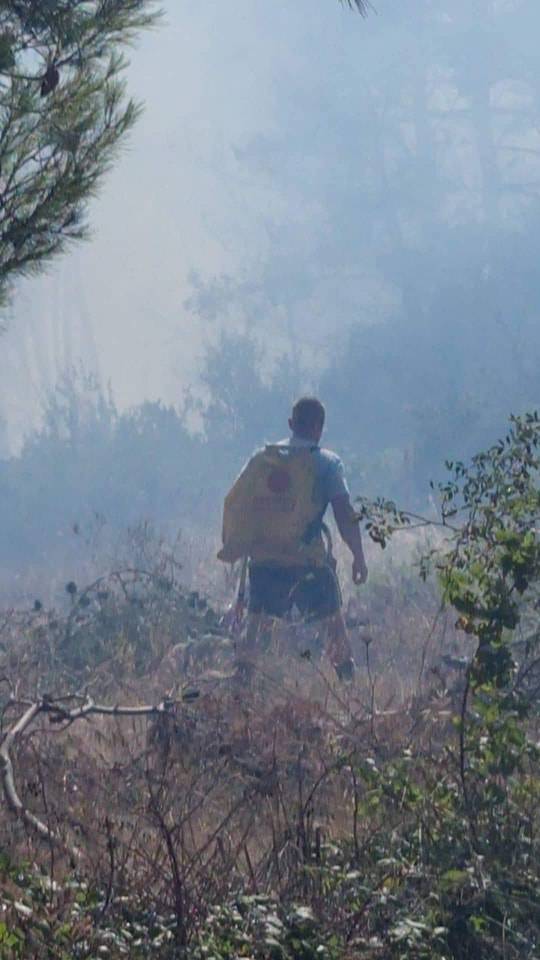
[291,396,326,434]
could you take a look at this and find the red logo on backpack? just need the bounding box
[267,468,292,494]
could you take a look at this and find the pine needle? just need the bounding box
[340,0,374,15]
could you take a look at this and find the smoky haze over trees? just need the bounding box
[2,0,540,584]
[188,0,540,492]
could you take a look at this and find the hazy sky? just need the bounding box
[1,0,371,443]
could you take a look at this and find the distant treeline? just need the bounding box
[3,266,540,573]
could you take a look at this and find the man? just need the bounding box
[218,397,368,680]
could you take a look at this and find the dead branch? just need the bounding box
[0,693,184,860]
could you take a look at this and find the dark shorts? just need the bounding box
[248,563,341,621]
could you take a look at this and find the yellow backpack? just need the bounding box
[218,445,326,567]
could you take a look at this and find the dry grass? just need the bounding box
[0,537,479,957]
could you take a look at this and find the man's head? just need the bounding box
[289,396,326,443]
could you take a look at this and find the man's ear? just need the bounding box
[288,417,294,432]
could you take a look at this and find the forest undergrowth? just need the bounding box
[1,416,540,959]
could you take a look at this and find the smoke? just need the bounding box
[0,2,361,441]
[2,0,540,472]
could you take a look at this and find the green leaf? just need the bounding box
[440,869,469,891]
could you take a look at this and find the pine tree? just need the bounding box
[0,1,159,308]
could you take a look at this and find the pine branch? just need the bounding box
[0,1,161,306]
[340,0,373,15]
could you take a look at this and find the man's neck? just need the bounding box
[290,432,319,447]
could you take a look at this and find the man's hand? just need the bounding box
[217,544,242,563]
[332,494,368,585]
[352,554,368,585]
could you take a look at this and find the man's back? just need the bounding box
[221,441,335,567]
[273,435,349,516]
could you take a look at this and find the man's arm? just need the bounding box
[331,494,368,584]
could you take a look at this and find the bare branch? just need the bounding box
[0,693,185,859]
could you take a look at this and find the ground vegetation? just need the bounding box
[1,417,539,958]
